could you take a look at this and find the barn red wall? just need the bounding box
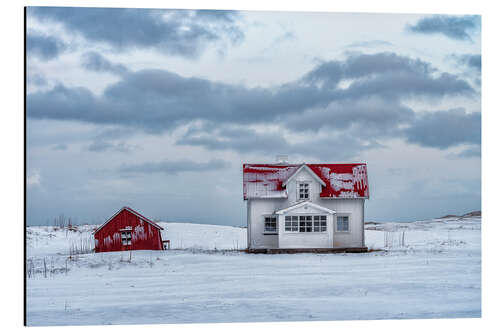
[94,209,163,252]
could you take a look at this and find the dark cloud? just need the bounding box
[302,53,472,100]
[28,52,474,130]
[407,15,480,41]
[404,109,481,149]
[177,124,380,160]
[27,52,479,157]
[52,143,67,151]
[283,99,415,135]
[26,31,67,60]
[27,73,48,87]
[119,159,229,175]
[452,54,481,72]
[87,140,133,153]
[81,52,128,75]
[28,7,243,58]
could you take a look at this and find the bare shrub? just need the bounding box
[69,236,94,255]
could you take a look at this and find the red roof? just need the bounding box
[93,206,163,234]
[243,163,369,200]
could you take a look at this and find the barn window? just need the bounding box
[285,215,327,232]
[121,229,132,245]
[264,216,277,233]
[297,182,310,200]
[336,216,350,232]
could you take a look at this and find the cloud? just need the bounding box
[119,159,229,175]
[27,169,41,187]
[27,52,474,130]
[283,98,415,135]
[404,109,481,149]
[27,73,48,87]
[27,52,479,157]
[81,52,128,75]
[346,40,393,48]
[52,143,67,151]
[86,140,133,153]
[28,7,243,58]
[26,31,67,60]
[407,15,480,41]
[177,124,380,160]
[447,145,481,159]
[452,54,481,72]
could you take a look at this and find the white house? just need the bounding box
[243,162,369,252]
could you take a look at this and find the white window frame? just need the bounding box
[263,215,278,234]
[297,181,311,201]
[285,215,327,233]
[120,228,132,246]
[335,215,350,233]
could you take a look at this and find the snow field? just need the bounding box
[26,217,481,325]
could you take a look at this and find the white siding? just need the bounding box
[247,199,282,249]
[319,199,365,248]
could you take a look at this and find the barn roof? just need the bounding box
[93,206,164,234]
[242,163,369,200]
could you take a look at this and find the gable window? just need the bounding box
[264,216,277,233]
[298,182,310,200]
[285,215,327,232]
[120,229,132,246]
[336,216,350,232]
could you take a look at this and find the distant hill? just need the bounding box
[439,211,481,219]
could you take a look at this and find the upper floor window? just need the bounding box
[298,182,310,200]
[264,216,277,233]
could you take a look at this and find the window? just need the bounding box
[314,215,327,232]
[298,182,310,200]
[336,216,349,232]
[285,216,298,232]
[264,216,277,233]
[285,215,327,232]
[121,229,132,246]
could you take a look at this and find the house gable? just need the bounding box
[282,164,326,188]
[275,201,336,215]
[93,206,163,235]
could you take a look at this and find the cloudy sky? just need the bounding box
[26,7,481,226]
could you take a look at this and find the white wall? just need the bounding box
[320,199,365,248]
[247,199,282,249]
[246,166,366,249]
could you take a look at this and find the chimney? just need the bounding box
[276,155,288,164]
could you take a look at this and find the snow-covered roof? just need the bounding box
[93,206,164,234]
[243,163,369,200]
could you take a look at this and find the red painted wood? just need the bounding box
[94,207,164,253]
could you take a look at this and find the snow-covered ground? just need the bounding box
[26,217,481,326]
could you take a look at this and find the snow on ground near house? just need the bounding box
[157,222,247,250]
[26,217,481,326]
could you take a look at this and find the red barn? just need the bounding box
[93,207,164,252]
